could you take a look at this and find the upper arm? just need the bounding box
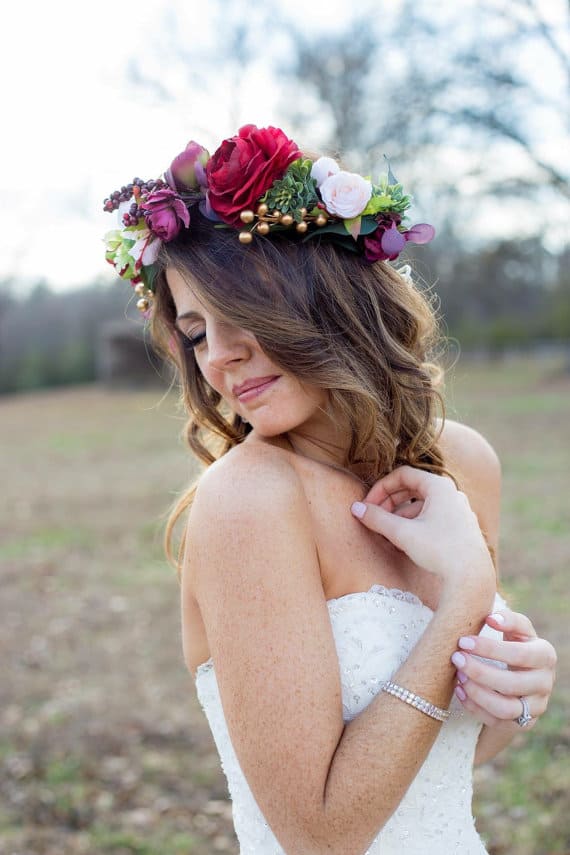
[438,418,502,569]
[183,447,343,851]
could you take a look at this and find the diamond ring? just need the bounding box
[515,696,532,728]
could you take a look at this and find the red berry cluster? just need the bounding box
[103,178,168,226]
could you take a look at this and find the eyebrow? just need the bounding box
[175,310,203,327]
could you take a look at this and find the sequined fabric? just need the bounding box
[194,585,506,854]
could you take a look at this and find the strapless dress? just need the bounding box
[195,585,506,854]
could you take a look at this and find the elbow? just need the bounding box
[298,807,383,855]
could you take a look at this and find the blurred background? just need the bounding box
[1,1,568,853]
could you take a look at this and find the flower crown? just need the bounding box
[103,124,435,315]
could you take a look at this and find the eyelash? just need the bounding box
[180,330,206,351]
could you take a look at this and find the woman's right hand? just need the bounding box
[350,465,495,598]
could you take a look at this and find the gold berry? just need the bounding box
[257,222,270,235]
[134,282,146,296]
[137,298,150,312]
[316,214,327,227]
[300,207,308,217]
[280,213,294,227]
[296,221,308,233]
[257,203,268,217]
[239,231,254,244]
[240,210,255,224]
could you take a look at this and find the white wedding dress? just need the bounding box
[195,585,506,854]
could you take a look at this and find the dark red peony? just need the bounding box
[140,188,190,241]
[206,124,302,226]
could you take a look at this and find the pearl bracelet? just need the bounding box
[382,681,450,722]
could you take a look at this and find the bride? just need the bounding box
[104,124,557,854]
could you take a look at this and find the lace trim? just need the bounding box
[327,583,429,610]
[194,584,431,680]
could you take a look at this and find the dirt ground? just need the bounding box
[1,355,568,855]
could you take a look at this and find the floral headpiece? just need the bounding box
[103,124,435,315]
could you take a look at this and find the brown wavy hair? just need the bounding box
[149,211,460,576]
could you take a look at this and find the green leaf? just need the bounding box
[302,231,362,254]
[303,221,352,239]
[359,217,380,236]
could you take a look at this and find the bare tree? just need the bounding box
[285,0,568,204]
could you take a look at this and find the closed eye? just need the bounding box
[179,330,206,351]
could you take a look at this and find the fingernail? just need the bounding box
[351,502,367,519]
[458,637,476,650]
[451,652,466,668]
[457,671,468,684]
[455,685,467,701]
[490,613,505,625]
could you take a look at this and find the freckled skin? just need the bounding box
[167,267,515,853]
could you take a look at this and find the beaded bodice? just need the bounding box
[195,586,506,854]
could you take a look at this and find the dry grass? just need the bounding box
[1,355,568,854]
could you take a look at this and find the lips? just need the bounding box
[232,375,280,401]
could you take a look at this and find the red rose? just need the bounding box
[206,124,302,226]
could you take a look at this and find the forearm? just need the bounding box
[307,589,493,855]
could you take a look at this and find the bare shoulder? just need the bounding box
[437,418,501,487]
[193,437,302,510]
[184,437,309,609]
[188,443,306,548]
[436,417,502,553]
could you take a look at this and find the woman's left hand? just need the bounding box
[451,609,557,728]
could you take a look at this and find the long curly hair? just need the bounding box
[149,211,459,576]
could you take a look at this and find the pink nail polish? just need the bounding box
[489,613,505,625]
[458,637,476,650]
[457,671,468,684]
[451,652,466,668]
[351,501,366,519]
[455,685,467,701]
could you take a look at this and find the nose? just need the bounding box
[206,320,250,371]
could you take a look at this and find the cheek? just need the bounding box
[300,383,329,410]
[194,355,222,392]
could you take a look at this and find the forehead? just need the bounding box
[166,267,208,321]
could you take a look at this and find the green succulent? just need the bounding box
[262,158,319,221]
[362,172,413,217]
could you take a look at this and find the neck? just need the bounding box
[284,429,348,468]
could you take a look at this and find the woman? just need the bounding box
[104,125,557,854]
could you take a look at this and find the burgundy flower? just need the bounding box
[206,124,302,226]
[140,188,190,241]
[165,141,210,193]
[364,215,435,263]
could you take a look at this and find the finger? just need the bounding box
[351,500,416,550]
[456,635,556,669]
[392,500,424,520]
[378,488,415,510]
[485,608,537,640]
[455,679,540,721]
[457,672,550,720]
[377,488,425,516]
[453,687,501,727]
[453,653,554,695]
[364,465,452,506]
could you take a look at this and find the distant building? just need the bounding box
[96,320,171,387]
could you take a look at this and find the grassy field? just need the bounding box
[1,355,568,855]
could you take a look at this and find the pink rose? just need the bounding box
[319,171,372,219]
[206,124,302,226]
[310,156,340,188]
[140,188,190,242]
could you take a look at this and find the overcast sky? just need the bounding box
[2,0,567,294]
